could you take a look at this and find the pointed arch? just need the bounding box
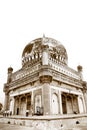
[52,93,59,114]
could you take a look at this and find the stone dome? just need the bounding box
[22,36,68,67]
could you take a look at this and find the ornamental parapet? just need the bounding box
[8,73,39,90]
[11,63,41,81]
[52,69,82,88]
[49,59,81,80]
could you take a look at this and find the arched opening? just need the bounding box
[15,97,19,115]
[20,97,26,115]
[35,95,42,114]
[9,99,13,114]
[62,94,67,114]
[67,95,73,114]
[78,97,84,113]
[62,93,80,114]
[52,93,59,114]
[26,95,31,110]
[73,95,79,114]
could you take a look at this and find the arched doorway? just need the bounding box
[78,97,84,113]
[67,95,73,114]
[20,97,26,115]
[26,95,31,110]
[35,95,42,114]
[52,93,59,114]
[73,96,79,114]
[9,99,13,114]
[62,94,67,114]
[15,97,19,115]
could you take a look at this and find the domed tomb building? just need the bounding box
[3,36,87,116]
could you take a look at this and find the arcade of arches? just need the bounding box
[14,94,31,116]
[13,93,43,116]
[9,90,85,116]
[51,92,84,115]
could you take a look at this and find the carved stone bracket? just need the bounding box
[39,75,52,83]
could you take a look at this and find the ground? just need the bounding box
[1,114,87,130]
[0,123,87,130]
[0,123,37,130]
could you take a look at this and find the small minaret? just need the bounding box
[7,67,13,83]
[42,34,49,65]
[77,65,83,80]
[3,67,13,111]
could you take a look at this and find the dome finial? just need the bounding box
[43,33,45,38]
[42,33,46,45]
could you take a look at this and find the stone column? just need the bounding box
[42,83,51,115]
[82,95,86,113]
[31,91,34,105]
[19,96,21,115]
[11,97,15,115]
[59,91,63,114]
[82,82,87,113]
[31,91,34,115]
[66,95,68,114]
[4,92,9,110]
[26,95,27,110]
[83,91,87,113]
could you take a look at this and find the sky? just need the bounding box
[0,0,87,105]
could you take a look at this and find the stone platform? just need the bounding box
[0,114,87,130]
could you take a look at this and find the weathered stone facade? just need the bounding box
[3,36,87,116]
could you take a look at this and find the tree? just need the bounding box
[0,103,3,111]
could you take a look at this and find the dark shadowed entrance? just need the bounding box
[62,94,67,114]
[62,93,79,114]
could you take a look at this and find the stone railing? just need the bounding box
[49,59,81,80]
[52,69,82,88]
[11,63,40,81]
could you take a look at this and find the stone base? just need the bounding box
[0,114,87,130]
